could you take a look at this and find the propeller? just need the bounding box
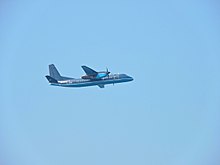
[106,67,110,78]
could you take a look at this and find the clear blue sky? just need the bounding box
[1,0,220,165]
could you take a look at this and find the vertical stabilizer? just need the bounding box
[49,64,62,80]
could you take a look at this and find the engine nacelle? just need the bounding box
[81,75,94,79]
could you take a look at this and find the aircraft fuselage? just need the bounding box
[45,64,133,88]
[50,74,133,88]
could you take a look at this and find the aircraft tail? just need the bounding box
[45,75,58,83]
[49,64,62,80]
[46,64,74,82]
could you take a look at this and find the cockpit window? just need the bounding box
[119,74,129,78]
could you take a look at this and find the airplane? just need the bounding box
[45,64,133,88]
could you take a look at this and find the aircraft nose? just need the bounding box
[128,76,134,81]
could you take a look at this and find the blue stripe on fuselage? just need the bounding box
[50,77,133,88]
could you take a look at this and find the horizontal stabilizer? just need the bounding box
[45,75,58,83]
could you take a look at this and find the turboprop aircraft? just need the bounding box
[45,64,133,88]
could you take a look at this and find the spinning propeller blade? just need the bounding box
[106,67,110,77]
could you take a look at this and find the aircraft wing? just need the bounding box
[81,66,98,76]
